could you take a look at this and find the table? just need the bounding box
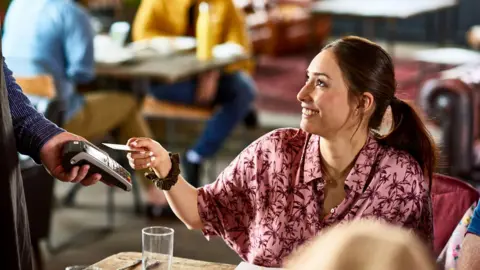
[94,51,250,103]
[309,0,458,54]
[311,0,456,19]
[96,53,250,84]
[440,63,480,84]
[90,252,236,270]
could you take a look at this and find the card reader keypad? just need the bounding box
[106,156,131,182]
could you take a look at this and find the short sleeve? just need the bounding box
[197,138,258,244]
[197,128,305,257]
[468,200,480,236]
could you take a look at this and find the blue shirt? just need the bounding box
[2,0,95,121]
[468,199,480,235]
[4,59,65,163]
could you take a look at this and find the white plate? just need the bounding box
[128,37,196,56]
[94,35,135,65]
[213,42,245,59]
[172,36,197,51]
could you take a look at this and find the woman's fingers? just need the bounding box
[127,137,169,171]
[128,155,156,170]
[126,137,138,146]
[128,151,154,159]
[128,137,152,149]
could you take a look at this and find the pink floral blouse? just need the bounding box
[197,128,433,267]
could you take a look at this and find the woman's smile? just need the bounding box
[302,107,319,118]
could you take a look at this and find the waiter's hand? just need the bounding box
[196,71,220,105]
[39,132,102,186]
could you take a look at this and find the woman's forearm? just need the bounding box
[126,138,205,230]
[164,175,204,230]
[457,233,480,270]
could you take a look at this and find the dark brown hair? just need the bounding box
[323,36,437,186]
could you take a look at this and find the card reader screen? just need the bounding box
[85,145,108,162]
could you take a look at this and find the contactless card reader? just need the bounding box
[62,140,132,191]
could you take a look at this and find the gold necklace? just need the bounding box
[320,157,352,185]
[320,156,354,215]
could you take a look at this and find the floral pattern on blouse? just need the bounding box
[197,128,433,267]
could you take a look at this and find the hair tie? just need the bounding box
[390,96,399,105]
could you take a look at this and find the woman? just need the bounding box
[285,220,436,270]
[127,36,437,267]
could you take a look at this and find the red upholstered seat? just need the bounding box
[431,173,479,256]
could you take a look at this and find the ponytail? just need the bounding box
[378,98,438,189]
[324,35,438,184]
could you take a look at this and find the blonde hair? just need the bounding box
[284,220,435,270]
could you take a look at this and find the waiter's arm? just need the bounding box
[3,59,64,163]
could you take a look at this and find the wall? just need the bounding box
[329,0,480,46]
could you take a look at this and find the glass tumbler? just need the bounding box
[142,226,174,270]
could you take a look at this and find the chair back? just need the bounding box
[431,173,480,256]
[15,75,65,127]
[15,75,65,169]
[15,75,56,98]
[417,78,477,180]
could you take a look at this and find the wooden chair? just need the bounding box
[15,75,56,98]
[15,75,64,127]
[141,96,217,184]
[142,96,214,120]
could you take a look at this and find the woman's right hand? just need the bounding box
[126,137,172,178]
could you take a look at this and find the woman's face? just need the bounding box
[297,49,362,138]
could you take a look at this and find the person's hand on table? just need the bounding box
[196,71,220,105]
[126,137,172,179]
[40,132,102,186]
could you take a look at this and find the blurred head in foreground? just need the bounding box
[285,220,436,270]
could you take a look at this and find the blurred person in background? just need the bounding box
[127,36,437,267]
[285,220,436,270]
[77,0,123,33]
[132,0,258,193]
[2,0,165,216]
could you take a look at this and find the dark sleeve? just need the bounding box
[4,60,65,163]
[468,200,480,235]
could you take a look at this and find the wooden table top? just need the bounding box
[95,52,249,84]
[90,252,236,270]
[310,0,457,19]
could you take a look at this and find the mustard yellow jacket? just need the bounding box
[132,0,253,74]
